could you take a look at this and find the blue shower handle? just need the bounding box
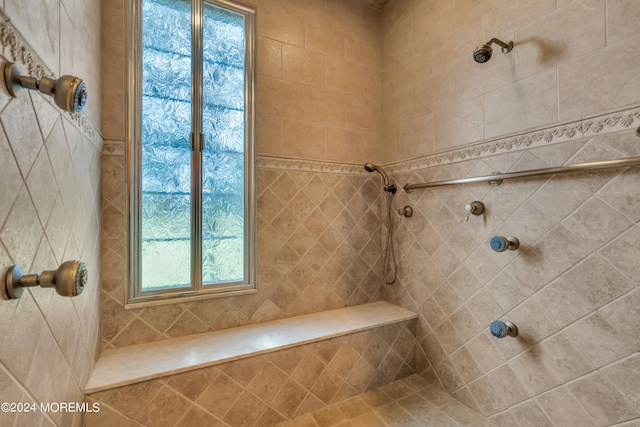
[490,320,518,338]
[490,235,519,252]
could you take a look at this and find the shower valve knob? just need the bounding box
[490,320,518,338]
[398,206,413,217]
[490,235,519,252]
[464,201,484,221]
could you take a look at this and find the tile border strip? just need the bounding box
[0,18,103,150]
[259,104,640,174]
[258,155,366,175]
[103,102,640,172]
[386,104,640,174]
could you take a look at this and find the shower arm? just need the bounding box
[486,38,513,53]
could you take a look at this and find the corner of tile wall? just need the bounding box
[0,12,103,426]
[384,122,640,425]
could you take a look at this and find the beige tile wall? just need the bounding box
[0,63,102,427]
[99,1,640,425]
[0,3,103,427]
[261,0,382,164]
[102,162,385,348]
[385,129,640,425]
[2,0,102,127]
[380,1,640,423]
[101,0,382,163]
[87,320,416,426]
[381,0,640,162]
[100,0,387,348]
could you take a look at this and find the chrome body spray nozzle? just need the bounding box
[4,62,88,113]
[4,260,87,299]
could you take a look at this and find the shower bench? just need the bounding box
[87,301,417,393]
[85,301,418,426]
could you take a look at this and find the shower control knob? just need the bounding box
[490,320,518,338]
[490,235,519,252]
[464,201,484,221]
[398,206,413,217]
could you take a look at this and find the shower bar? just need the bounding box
[403,156,640,191]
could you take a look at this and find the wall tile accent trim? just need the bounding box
[258,155,369,175]
[108,104,640,176]
[0,16,102,150]
[103,139,125,156]
[387,103,640,175]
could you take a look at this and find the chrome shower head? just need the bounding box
[473,38,513,63]
[5,260,87,299]
[364,163,396,193]
[473,44,493,63]
[4,62,88,113]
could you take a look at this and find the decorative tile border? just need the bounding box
[258,156,368,175]
[98,101,640,171]
[259,104,640,175]
[582,106,640,138]
[387,104,640,174]
[103,139,126,156]
[0,18,103,150]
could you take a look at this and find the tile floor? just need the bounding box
[278,374,491,427]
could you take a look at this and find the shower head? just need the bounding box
[473,38,513,63]
[473,44,493,63]
[4,62,88,113]
[364,163,396,193]
[364,163,388,185]
[5,260,87,299]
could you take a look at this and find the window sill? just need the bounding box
[124,285,257,310]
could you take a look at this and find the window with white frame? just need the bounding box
[128,0,256,306]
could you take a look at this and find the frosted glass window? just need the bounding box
[201,2,246,285]
[129,0,256,305]
[140,0,192,290]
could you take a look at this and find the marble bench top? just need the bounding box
[86,301,417,394]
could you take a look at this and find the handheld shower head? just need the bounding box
[364,163,396,193]
[473,38,513,63]
[364,163,399,285]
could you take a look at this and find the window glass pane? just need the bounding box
[201,2,246,284]
[141,0,192,290]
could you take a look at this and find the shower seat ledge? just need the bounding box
[86,301,417,394]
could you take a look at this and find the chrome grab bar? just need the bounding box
[404,156,640,192]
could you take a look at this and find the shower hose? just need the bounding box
[382,191,397,284]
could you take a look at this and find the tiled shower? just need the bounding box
[0,0,639,426]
